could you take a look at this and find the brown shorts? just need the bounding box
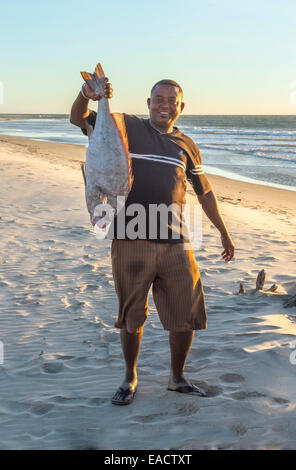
[111,240,207,333]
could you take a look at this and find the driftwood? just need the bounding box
[237,270,295,308]
[267,284,278,293]
[256,269,266,291]
[238,283,246,294]
[238,269,266,295]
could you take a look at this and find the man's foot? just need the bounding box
[167,382,206,397]
[111,385,137,405]
[167,373,206,397]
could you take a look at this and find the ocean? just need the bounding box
[1,114,296,191]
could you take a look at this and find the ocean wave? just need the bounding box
[199,144,296,163]
[1,116,296,190]
[179,126,296,138]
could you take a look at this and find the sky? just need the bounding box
[0,0,295,115]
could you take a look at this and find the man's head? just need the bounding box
[147,80,185,133]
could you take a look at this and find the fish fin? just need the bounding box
[111,113,129,156]
[111,113,133,190]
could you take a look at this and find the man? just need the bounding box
[70,76,235,405]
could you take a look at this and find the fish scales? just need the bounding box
[80,63,133,228]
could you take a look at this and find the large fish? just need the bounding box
[80,63,133,231]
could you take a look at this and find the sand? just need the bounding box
[0,118,28,121]
[0,135,296,450]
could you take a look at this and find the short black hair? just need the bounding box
[150,79,183,99]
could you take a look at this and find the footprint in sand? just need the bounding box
[193,381,223,397]
[219,373,245,384]
[231,424,248,436]
[176,402,200,415]
[79,284,99,293]
[88,397,109,407]
[230,390,267,400]
[132,412,169,424]
[230,390,290,405]
[41,362,64,374]
[272,397,290,404]
[51,396,85,405]
[30,402,54,415]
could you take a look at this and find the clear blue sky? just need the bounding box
[0,0,295,114]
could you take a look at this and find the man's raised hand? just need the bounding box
[83,78,113,101]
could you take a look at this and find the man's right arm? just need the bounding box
[70,89,92,129]
[69,79,113,130]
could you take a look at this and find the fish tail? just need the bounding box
[80,63,105,95]
[95,63,105,79]
[80,71,93,82]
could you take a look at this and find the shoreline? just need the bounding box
[1,134,295,219]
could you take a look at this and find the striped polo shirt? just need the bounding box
[82,112,211,242]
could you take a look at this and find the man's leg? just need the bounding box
[167,329,206,396]
[112,327,143,405]
[111,240,156,404]
[168,330,194,388]
[120,327,143,390]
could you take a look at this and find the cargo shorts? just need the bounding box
[111,240,207,333]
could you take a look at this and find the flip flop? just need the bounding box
[111,386,137,405]
[167,383,207,397]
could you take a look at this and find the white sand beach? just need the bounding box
[0,135,296,450]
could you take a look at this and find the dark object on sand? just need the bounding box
[256,269,266,291]
[238,283,246,294]
[237,269,265,295]
[267,284,278,293]
[284,294,296,308]
[237,270,295,309]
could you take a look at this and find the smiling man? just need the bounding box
[148,80,184,132]
[70,77,235,405]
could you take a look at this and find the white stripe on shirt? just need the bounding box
[130,153,186,171]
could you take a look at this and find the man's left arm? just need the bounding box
[198,190,235,262]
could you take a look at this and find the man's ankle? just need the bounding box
[169,371,187,386]
[124,371,137,386]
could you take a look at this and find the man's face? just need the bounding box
[147,85,185,132]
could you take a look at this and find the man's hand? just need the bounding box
[83,77,113,101]
[70,77,113,129]
[197,191,235,263]
[221,233,235,262]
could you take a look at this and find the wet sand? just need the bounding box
[0,136,295,450]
